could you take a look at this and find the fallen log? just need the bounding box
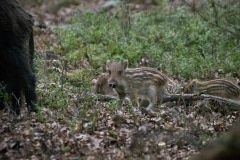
[93,93,240,109]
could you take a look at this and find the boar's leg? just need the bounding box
[20,61,37,113]
[16,52,37,114]
[146,86,158,110]
[23,74,37,113]
[117,91,127,109]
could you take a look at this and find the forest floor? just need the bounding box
[1,1,240,160]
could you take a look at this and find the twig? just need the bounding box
[93,94,116,101]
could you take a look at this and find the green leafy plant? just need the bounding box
[55,1,240,78]
[0,83,9,104]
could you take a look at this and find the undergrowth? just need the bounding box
[55,1,240,79]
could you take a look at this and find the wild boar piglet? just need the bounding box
[95,73,116,96]
[183,79,240,99]
[106,60,168,110]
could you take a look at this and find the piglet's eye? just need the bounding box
[118,71,123,76]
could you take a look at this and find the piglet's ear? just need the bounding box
[106,60,111,70]
[122,60,128,69]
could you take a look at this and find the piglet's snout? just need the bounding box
[108,80,117,88]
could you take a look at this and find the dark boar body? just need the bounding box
[0,0,37,115]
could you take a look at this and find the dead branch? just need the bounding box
[93,93,240,109]
[93,94,116,101]
[160,93,202,103]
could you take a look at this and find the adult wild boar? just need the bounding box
[0,0,37,115]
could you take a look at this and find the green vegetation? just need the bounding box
[0,83,9,104]
[33,1,240,124]
[2,1,239,159]
[55,1,240,79]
